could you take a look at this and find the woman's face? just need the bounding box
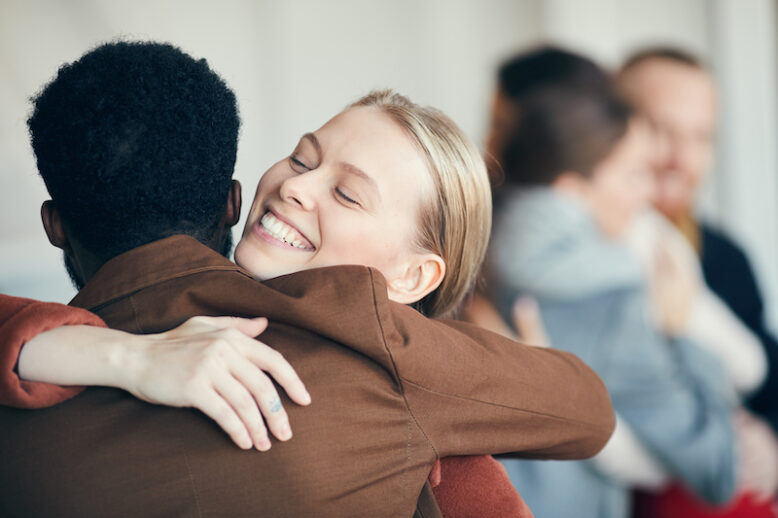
[234,106,436,288]
[580,119,655,237]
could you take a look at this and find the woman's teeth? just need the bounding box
[260,212,310,249]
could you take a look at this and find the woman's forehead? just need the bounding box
[314,107,431,188]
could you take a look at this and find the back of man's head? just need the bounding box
[29,41,240,267]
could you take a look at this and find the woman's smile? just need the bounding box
[252,210,315,251]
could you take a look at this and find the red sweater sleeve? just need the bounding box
[431,455,534,518]
[0,294,105,408]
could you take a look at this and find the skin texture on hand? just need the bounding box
[19,315,311,451]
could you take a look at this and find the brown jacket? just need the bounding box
[0,236,614,518]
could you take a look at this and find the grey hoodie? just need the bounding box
[490,188,736,518]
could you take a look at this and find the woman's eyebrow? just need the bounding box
[302,131,380,201]
[301,133,322,156]
[340,162,381,201]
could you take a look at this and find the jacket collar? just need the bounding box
[70,235,251,311]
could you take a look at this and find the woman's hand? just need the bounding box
[19,316,311,451]
[124,316,311,451]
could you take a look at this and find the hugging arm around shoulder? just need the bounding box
[381,302,616,461]
[0,277,616,464]
[0,295,99,408]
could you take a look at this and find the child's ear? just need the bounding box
[386,253,446,305]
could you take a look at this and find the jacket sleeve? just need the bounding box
[0,294,104,408]
[432,455,534,518]
[383,303,616,462]
[541,290,737,505]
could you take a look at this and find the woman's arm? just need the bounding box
[0,295,311,450]
[19,316,311,450]
[0,295,104,408]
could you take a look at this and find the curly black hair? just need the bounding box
[28,40,240,262]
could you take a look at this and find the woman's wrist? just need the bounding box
[100,330,154,392]
[18,324,149,389]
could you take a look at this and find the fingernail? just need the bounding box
[302,391,312,405]
[280,424,292,441]
[256,438,271,452]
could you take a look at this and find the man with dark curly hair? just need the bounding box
[30,40,242,288]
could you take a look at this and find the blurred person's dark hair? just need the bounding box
[28,40,240,270]
[493,46,632,187]
[620,46,705,74]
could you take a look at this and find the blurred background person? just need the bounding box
[618,48,778,433]
[479,46,738,518]
[619,48,778,518]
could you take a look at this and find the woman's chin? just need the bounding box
[233,239,264,278]
[233,238,290,281]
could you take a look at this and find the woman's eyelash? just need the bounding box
[290,156,308,169]
[335,187,359,205]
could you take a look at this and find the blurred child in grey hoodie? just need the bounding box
[483,47,738,518]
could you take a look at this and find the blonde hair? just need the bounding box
[350,90,492,318]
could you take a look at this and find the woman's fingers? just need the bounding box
[211,369,272,451]
[226,350,294,443]
[148,316,312,451]
[245,341,312,407]
[185,319,311,406]
[193,384,255,450]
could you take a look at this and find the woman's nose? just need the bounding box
[279,170,318,210]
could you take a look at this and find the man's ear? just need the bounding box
[40,200,70,251]
[225,180,242,227]
[387,253,446,305]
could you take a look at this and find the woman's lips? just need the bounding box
[252,210,315,251]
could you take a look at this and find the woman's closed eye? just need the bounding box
[335,187,360,206]
[289,156,311,172]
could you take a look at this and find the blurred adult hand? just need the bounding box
[461,293,550,347]
[511,296,551,348]
[650,242,697,336]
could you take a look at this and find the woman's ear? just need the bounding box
[386,253,446,305]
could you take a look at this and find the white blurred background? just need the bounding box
[1,0,777,330]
